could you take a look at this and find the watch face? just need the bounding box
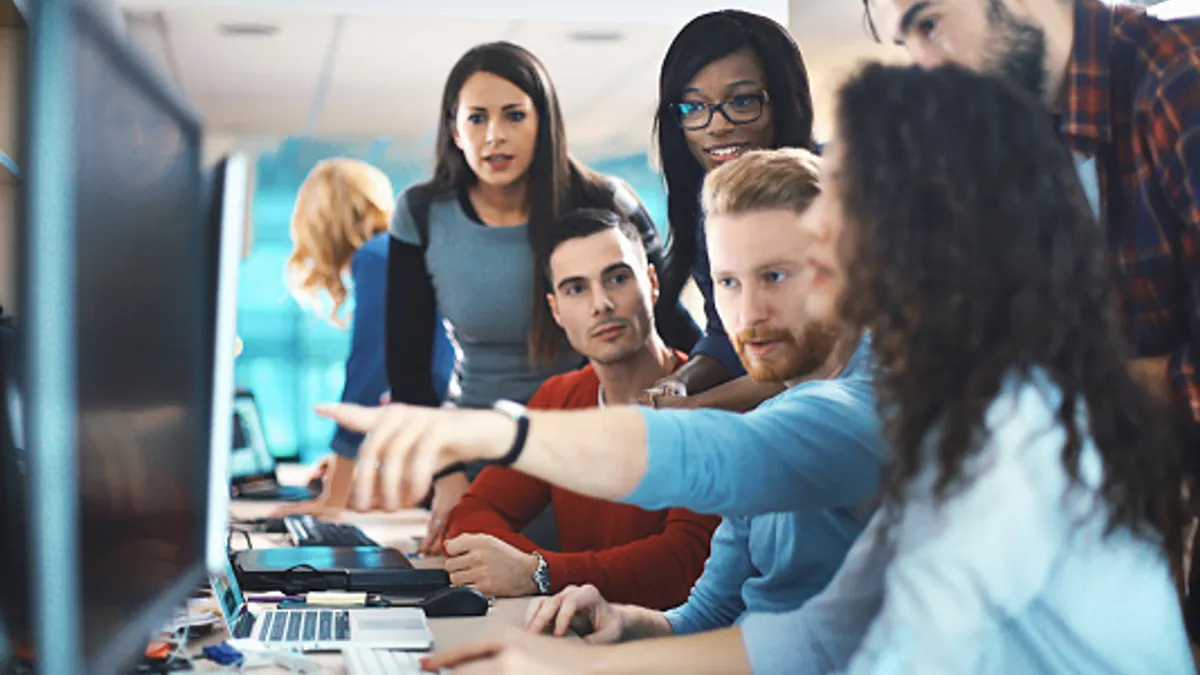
[533,554,551,594]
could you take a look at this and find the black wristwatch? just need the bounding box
[490,399,530,467]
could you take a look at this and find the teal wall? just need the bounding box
[234,137,666,462]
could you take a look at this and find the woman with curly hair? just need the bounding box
[794,62,1192,672]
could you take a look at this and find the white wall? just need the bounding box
[1151,0,1200,18]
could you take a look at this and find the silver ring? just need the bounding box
[374,461,383,470]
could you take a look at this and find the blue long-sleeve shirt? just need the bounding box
[627,361,1193,674]
[659,344,882,635]
[626,337,882,517]
[331,233,454,458]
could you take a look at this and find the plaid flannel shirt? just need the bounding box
[1060,0,1200,426]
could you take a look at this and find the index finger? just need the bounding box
[315,402,380,433]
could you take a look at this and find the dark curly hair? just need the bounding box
[836,63,1184,560]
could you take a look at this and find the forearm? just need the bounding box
[672,355,729,396]
[615,605,675,642]
[467,407,648,502]
[687,375,785,412]
[589,627,751,675]
[322,454,357,508]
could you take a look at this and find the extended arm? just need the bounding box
[329,378,882,517]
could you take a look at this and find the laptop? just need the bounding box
[232,546,450,596]
[210,556,434,651]
[228,389,319,502]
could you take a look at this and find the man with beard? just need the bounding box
[323,149,886,672]
[518,150,881,644]
[860,0,1200,627]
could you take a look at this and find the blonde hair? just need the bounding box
[701,147,821,219]
[286,158,395,326]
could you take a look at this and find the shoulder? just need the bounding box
[747,377,882,448]
[765,375,877,419]
[981,370,1069,457]
[528,366,600,410]
[390,185,461,244]
[1121,14,1200,104]
[351,233,388,275]
[358,233,389,260]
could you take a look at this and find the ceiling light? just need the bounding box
[568,30,624,43]
[218,22,279,37]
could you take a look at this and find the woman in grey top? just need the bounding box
[385,42,700,553]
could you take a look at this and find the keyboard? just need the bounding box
[259,608,350,643]
[283,514,381,548]
[344,648,435,675]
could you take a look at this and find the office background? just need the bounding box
[102,0,1188,461]
[236,139,666,462]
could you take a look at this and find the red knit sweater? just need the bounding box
[446,357,719,609]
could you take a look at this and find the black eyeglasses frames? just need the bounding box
[670,91,771,131]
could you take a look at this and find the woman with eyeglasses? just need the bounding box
[387,42,700,553]
[637,10,818,411]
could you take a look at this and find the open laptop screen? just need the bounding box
[229,391,276,481]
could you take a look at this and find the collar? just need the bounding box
[1059,0,1118,154]
[839,332,873,381]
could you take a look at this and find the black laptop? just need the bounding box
[231,546,449,596]
[229,388,319,501]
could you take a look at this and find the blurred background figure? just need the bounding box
[282,157,454,516]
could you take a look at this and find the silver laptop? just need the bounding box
[209,556,434,651]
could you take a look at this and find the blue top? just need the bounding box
[635,364,1193,674]
[625,336,883,517]
[688,216,745,378]
[331,233,454,458]
[661,353,881,635]
[390,192,582,408]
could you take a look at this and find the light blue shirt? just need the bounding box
[738,372,1193,674]
[626,337,884,518]
[657,339,883,635]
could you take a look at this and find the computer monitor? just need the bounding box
[18,1,212,672]
[205,154,249,574]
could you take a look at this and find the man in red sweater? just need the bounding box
[441,208,720,609]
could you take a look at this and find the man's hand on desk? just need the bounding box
[524,584,624,644]
[420,627,587,675]
[442,533,539,597]
[419,471,470,555]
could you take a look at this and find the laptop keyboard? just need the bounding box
[260,609,350,643]
[344,648,432,675]
[284,514,381,548]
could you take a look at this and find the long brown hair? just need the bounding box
[414,41,624,365]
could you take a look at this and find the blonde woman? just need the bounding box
[282,157,453,516]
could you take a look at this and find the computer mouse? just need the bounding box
[419,586,490,618]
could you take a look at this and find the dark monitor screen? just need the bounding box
[60,4,208,672]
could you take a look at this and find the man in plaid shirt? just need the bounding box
[862,0,1200,632]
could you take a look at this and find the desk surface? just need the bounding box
[197,467,551,673]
